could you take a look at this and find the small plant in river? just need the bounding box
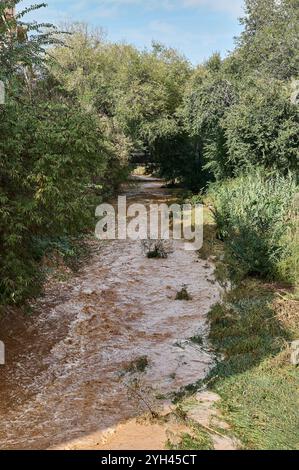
[124,355,149,374]
[176,285,192,301]
[142,240,170,259]
[189,335,203,345]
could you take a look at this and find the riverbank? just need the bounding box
[1,177,297,450]
[172,207,299,450]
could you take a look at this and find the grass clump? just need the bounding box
[207,170,298,284]
[142,240,169,259]
[176,285,192,301]
[167,429,214,450]
[124,355,149,374]
[189,335,203,345]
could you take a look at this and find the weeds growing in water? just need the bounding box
[142,240,170,259]
[124,355,149,374]
[189,335,203,345]
[176,285,192,301]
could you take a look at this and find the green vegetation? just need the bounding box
[186,7,298,449]
[1,1,298,307]
[208,170,298,283]
[170,211,299,449]
[1,99,111,303]
[0,0,298,450]
[0,3,188,305]
[181,1,299,183]
[176,285,192,301]
[167,428,213,451]
[208,281,299,450]
[0,3,128,305]
[124,356,149,374]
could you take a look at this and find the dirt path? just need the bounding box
[0,177,221,450]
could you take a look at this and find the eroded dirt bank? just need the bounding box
[0,177,221,450]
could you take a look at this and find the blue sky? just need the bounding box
[18,0,245,64]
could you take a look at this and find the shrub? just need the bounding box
[223,78,299,174]
[124,356,149,374]
[208,169,298,283]
[141,240,170,259]
[0,99,110,304]
[176,285,192,300]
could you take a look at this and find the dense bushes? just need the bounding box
[0,98,111,304]
[1,0,298,305]
[180,0,299,288]
[183,57,237,181]
[182,67,298,185]
[181,1,299,187]
[223,78,299,174]
[208,170,298,283]
[50,33,192,184]
[0,3,132,305]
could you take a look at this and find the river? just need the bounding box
[0,177,221,450]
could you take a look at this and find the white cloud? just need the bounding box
[182,0,244,16]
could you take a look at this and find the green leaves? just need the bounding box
[223,77,299,174]
[1,1,298,305]
[181,0,299,184]
[0,1,60,82]
[0,98,110,304]
[238,0,299,80]
[208,169,298,282]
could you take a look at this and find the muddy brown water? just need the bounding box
[0,177,221,450]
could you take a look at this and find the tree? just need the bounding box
[0,1,60,81]
[183,54,237,181]
[50,31,192,184]
[0,10,115,304]
[238,0,299,80]
[224,76,299,174]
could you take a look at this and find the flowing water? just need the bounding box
[0,177,221,450]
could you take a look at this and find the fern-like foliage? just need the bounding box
[0,0,62,80]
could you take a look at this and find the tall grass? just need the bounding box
[208,281,299,450]
[207,170,298,284]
